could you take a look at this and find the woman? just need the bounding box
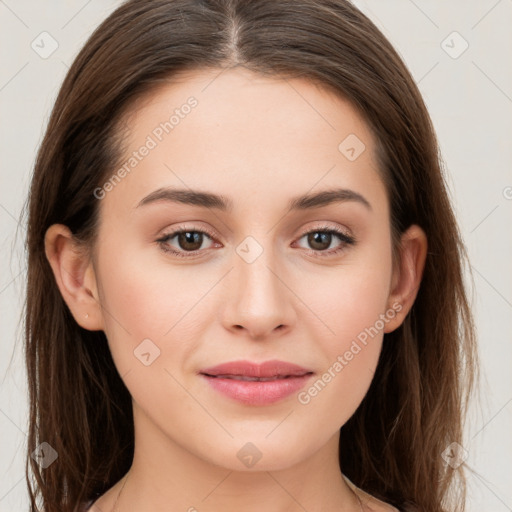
[24,1,477,511]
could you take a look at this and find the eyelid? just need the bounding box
[298,222,353,239]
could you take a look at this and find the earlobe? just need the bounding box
[384,225,428,333]
[44,224,104,331]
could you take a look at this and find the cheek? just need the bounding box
[94,240,219,371]
[294,246,392,420]
[304,247,392,350]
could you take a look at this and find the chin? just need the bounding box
[196,433,322,473]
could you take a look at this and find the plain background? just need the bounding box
[0,1,511,510]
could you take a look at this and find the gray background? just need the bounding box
[1,0,511,510]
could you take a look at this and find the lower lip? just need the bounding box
[201,374,313,405]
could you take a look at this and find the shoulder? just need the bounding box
[77,499,100,512]
[342,474,402,512]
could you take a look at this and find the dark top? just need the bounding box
[80,500,95,511]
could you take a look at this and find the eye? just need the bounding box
[294,225,356,257]
[156,225,219,257]
[156,224,356,259]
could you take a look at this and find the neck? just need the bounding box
[113,404,362,512]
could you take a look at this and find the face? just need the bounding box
[88,67,400,471]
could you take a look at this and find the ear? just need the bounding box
[384,224,428,333]
[44,224,104,331]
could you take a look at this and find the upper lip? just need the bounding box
[200,359,313,378]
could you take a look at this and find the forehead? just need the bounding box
[102,66,386,217]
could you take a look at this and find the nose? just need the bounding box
[221,244,296,340]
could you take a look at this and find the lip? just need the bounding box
[199,359,314,406]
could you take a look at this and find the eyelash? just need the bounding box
[156,224,356,259]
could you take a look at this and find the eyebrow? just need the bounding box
[136,187,371,212]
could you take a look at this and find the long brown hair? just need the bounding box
[23,1,477,510]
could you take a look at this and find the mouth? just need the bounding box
[203,374,309,381]
[199,360,314,405]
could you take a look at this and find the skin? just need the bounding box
[45,66,427,512]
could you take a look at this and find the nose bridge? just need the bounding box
[223,234,295,337]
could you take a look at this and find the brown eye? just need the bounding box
[157,227,218,257]
[307,232,333,251]
[176,231,204,251]
[295,227,356,257]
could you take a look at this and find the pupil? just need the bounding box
[309,232,331,251]
[179,232,202,251]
